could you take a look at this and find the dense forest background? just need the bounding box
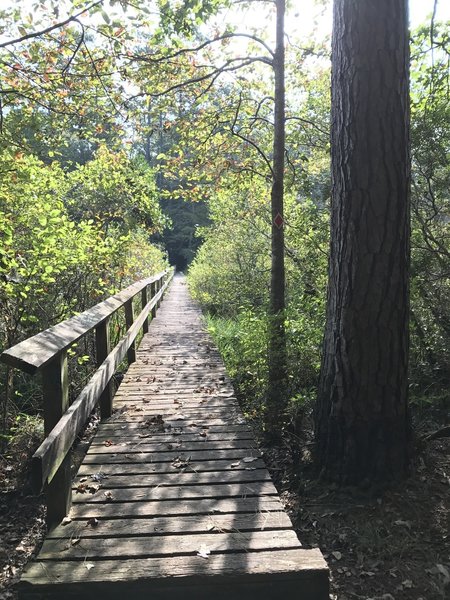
[0,1,449,598]
[1,0,448,453]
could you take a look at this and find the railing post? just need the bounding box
[150,281,157,319]
[95,318,113,419]
[142,285,149,334]
[42,351,71,528]
[124,299,136,364]
[157,276,162,309]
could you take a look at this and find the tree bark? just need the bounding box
[266,0,287,436]
[315,0,411,483]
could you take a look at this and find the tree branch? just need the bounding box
[0,0,103,49]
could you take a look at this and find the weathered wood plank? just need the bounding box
[74,469,271,488]
[19,548,328,586]
[77,458,268,476]
[69,497,285,520]
[83,448,261,464]
[41,353,71,527]
[72,481,278,503]
[39,530,301,560]
[47,512,293,540]
[92,431,253,442]
[84,439,256,454]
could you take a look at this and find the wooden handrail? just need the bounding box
[0,271,168,375]
[0,267,174,527]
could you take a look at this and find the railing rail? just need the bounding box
[0,267,174,527]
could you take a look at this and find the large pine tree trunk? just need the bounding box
[315,0,411,483]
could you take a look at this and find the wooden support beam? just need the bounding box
[125,299,136,365]
[41,352,71,529]
[95,318,113,419]
[150,281,157,318]
[142,286,149,334]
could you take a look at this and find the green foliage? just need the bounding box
[67,146,168,234]
[189,177,329,417]
[409,21,450,393]
[0,145,167,441]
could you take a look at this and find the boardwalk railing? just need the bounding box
[0,267,174,527]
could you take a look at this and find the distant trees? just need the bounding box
[315,0,411,483]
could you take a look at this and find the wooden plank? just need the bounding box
[72,481,278,503]
[69,497,284,519]
[95,423,252,434]
[77,458,267,476]
[38,530,301,560]
[84,440,256,454]
[73,469,272,488]
[125,299,136,365]
[0,270,169,374]
[41,353,71,527]
[83,448,261,464]
[92,431,253,442]
[47,512,293,540]
[95,318,113,419]
[19,548,328,585]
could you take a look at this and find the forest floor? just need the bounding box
[0,415,449,600]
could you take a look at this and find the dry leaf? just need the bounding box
[84,562,95,571]
[197,546,211,559]
[87,518,99,528]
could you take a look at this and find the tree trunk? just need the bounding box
[315,0,411,483]
[266,0,287,436]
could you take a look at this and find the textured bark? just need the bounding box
[315,0,411,483]
[266,0,287,435]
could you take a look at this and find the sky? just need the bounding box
[228,0,450,45]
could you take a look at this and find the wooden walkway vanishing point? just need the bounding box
[17,275,329,599]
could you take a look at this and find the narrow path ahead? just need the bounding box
[19,275,328,599]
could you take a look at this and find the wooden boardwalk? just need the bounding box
[19,275,329,599]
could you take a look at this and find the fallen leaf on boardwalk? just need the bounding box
[87,518,99,528]
[199,431,207,437]
[76,483,88,493]
[71,537,81,546]
[103,440,113,447]
[91,472,108,482]
[242,457,257,463]
[172,457,190,468]
[230,462,240,468]
[61,517,72,526]
[104,491,114,502]
[197,546,211,559]
[84,562,95,571]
